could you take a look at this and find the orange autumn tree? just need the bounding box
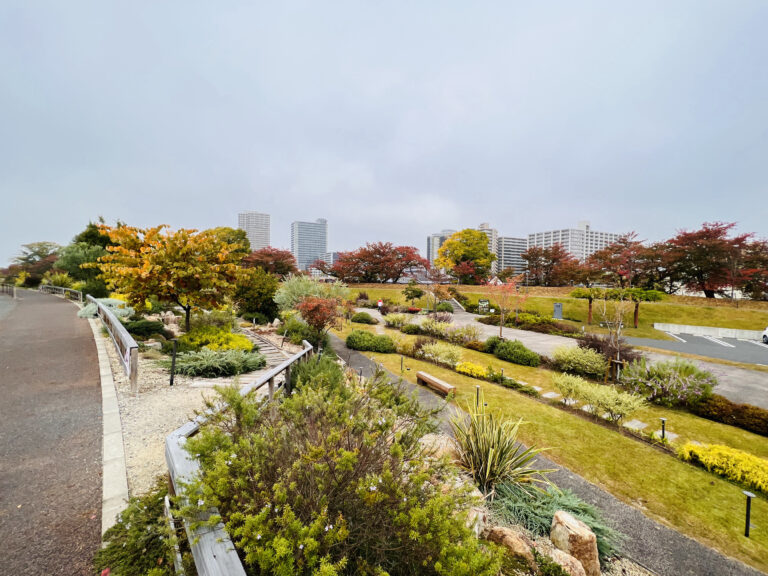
[96,225,242,331]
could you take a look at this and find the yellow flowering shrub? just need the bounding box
[678,442,768,494]
[456,362,489,379]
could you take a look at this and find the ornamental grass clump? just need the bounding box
[451,394,551,496]
[416,340,462,368]
[678,443,768,495]
[182,365,505,576]
[620,358,716,407]
[382,313,409,328]
[164,348,266,378]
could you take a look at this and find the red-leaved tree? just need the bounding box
[244,247,299,278]
[295,296,341,346]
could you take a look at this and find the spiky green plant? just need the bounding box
[450,393,552,496]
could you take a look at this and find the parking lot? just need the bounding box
[627,333,768,365]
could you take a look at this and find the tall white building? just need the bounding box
[426,229,457,264]
[291,218,328,271]
[477,223,499,274]
[237,211,270,251]
[527,221,622,261]
[497,237,527,275]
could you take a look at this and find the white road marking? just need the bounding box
[738,339,768,349]
[665,332,687,343]
[700,335,735,348]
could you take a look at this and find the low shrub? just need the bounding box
[494,340,540,367]
[451,395,550,494]
[578,333,641,363]
[242,311,270,325]
[456,361,489,379]
[345,330,396,353]
[400,323,423,335]
[123,319,167,339]
[420,318,452,339]
[417,341,462,368]
[289,354,345,391]
[691,395,768,437]
[484,336,503,355]
[406,306,422,313]
[277,316,326,348]
[446,325,482,346]
[465,340,486,352]
[552,374,645,424]
[447,286,469,304]
[189,310,235,331]
[355,290,369,301]
[183,364,504,576]
[435,301,454,313]
[493,483,623,564]
[678,443,768,495]
[176,326,254,353]
[164,348,266,377]
[382,313,409,328]
[620,359,716,407]
[552,346,608,379]
[351,311,378,325]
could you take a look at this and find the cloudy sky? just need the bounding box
[1,1,766,265]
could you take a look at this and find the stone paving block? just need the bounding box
[563,398,577,406]
[532,386,543,392]
[542,391,561,399]
[623,419,648,431]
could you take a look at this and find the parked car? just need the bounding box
[763,326,768,344]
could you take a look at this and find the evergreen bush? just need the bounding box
[494,340,540,367]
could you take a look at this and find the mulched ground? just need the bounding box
[0,291,102,575]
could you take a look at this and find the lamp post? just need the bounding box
[744,491,756,537]
[660,418,667,440]
[169,339,178,386]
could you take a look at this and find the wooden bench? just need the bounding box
[416,371,455,397]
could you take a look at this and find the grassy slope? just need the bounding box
[334,323,768,573]
[352,284,768,340]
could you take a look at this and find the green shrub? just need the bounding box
[465,340,486,352]
[552,374,645,424]
[290,354,345,391]
[416,341,462,368]
[351,311,378,325]
[183,366,504,576]
[123,319,167,338]
[274,275,350,310]
[176,325,253,352]
[446,325,482,346]
[451,394,550,494]
[94,478,186,576]
[400,323,422,335]
[678,443,768,494]
[552,346,608,379]
[493,483,623,564]
[420,318,452,339]
[242,311,270,325]
[494,340,540,367]
[164,348,266,377]
[691,394,768,437]
[436,301,454,313]
[234,266,279,320]
[382,313,409,328]
[484,336,503,354]
[278,316,325,347]
[620,358,716,407]
[345,330,396,353]
[190,310,235,331]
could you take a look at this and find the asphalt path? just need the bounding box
[628,334,768,366]
[0,290,102,575]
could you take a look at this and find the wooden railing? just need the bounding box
[86,294,139,393]
[165,340,315,576]
[0,283,16,298]
[40,284,83,303]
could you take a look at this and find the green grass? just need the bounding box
[350,284,768,341]
[360,348,768,573]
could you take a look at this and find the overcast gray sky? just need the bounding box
[1,1,766,265]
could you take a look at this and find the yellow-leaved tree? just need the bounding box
[96,225,242,331]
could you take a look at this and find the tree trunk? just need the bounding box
[587,299,593,325]
[704,289,716,298]
[499,310,504,338]
[634,302,639,329]
[184,306,191,332]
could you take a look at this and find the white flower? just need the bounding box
[403,497,407,502]
[257,534,261,540]
[226,460,232,466]
[231,453,237,459]
[299,544,304,550]
[369,486,376,492]
[197,499,204,507]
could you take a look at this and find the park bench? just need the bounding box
[416,371,455,397]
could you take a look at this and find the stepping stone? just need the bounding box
[542,392,560,399]
[623,419,648,431]
[531,386,543,392]
[654,430,679,442]
[562,398,577,406]
[689,440,703,446]
[581,404,593,413]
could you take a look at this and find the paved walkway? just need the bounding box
[0,290,102,575]
[329,333,764,576]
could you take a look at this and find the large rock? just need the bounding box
[550,510,600,576]
[543,547,587,576]
[420,433,459,462]
[485,526,535,570]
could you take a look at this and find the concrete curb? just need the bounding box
[88,318,130,534]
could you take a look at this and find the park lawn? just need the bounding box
[335,323,768,459]
[360,350,768,574]
[349,284,768,340]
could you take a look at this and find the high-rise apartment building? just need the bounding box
[291,218,328,271]
[527,221,622,261]
[237,211,270,251]
[426,229,457,264]
[477,223,499,274]
[497,237,527,275]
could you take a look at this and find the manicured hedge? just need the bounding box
[345,330,396,353]
[351,311,378,325]
[494,340,540,367]
[691,394,768,437]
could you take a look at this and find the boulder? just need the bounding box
[550,510,600,576]
[485,526,535,570]
[420,433,459,462]
[542,547,587,576]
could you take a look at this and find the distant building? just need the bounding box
[426,229,457,264]
[291,218,328,271]
[237,211,270,251]
[497,237,527,275]
[527,221,622,262]
[319,251,341,267]
[477,223,499,274]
